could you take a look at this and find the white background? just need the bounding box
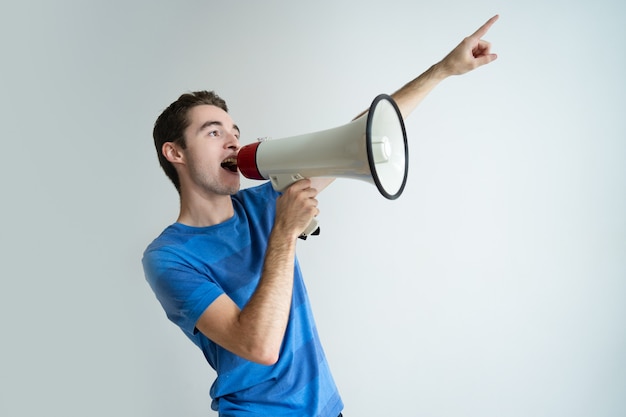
[1,1,625,416]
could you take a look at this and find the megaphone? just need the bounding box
[237,93,408,237]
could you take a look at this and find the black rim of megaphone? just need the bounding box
[366,94,409,200]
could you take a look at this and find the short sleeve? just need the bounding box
[143,247,224,336]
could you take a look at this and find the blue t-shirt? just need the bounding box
[142,182,343,417]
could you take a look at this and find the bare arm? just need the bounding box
[195,179,319,365]
[391,14,499,118]
[315,15,499,192]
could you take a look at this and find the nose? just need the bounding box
[226,132,240,151]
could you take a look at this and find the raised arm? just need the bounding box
[314,15,499,192]
[391,14,499,118]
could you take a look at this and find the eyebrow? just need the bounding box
[197,121,241,137]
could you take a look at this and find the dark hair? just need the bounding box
[152,91,229,192]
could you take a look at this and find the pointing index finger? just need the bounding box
[470,14,499,39]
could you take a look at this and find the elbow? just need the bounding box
[247,345,280,366]
[233,318,285,365]
[239,334,282,365]
[256,355,279,367]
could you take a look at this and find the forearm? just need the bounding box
[237,227,298,364]
[194,226,302,365]
[372,15,499,121]
[391,62,450,119]
[352,62,451,121]
[193,172,318,366]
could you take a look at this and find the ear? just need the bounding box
[162,142,185,165]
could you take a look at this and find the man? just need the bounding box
[143,15,498,417]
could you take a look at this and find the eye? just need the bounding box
[208,129,221,137]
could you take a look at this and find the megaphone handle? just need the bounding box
[299,218,320,240]
[270,173,306,192]
[269,174,321,240]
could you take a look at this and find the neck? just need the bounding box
[177,190,235,227]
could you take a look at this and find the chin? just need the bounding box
[226,181,241,195]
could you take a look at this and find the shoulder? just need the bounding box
[143,223,190,255]
[233,182,279,206]
[231,182,280,222]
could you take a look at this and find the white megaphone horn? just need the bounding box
[237,93,408,238]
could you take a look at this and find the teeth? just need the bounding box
[221,157,238,172]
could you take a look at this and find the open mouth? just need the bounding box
[220,157,238,173]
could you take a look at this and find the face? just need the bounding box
[178,104,241,196]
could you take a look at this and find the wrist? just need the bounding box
[429,61,453,81]
[270,222,301,246]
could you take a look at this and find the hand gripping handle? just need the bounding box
[269,173,321,240]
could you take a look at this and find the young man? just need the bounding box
[143,16,498,417]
